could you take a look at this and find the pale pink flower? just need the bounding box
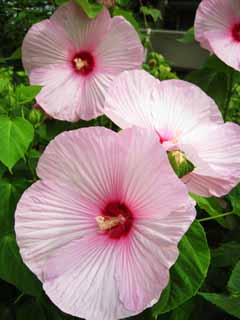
[22,1,144,122]
[194,0,240,71]
[104,70,240,197]
[15,126,195,320]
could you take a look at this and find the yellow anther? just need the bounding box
[96,215,125,231]
[74,58,88,70]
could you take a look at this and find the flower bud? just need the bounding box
[168,150,194,178]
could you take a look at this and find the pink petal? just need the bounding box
[204,30,240,71]
[37,127,122,206]
[194,0,240,70]
[32,65,85,122]
[104,70,223,136]
[15,180,98,280]
[95,16,144,74]
[22,19,74,74]
[43,236,132,320]
[116,202,195,312]
[15,126,196,319]
[118,128,193,220]
[181,122,240,197]
[38,126,189,218]
[51,1,111,51]
[80,73,113,120]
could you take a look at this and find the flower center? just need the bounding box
[96,202,133,239]
[232,23,240,42]
[72,51,95,76]
[156,129,177,145]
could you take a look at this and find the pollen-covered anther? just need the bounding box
[96,215,126,231]
[74,58,88,70]
[171,150,186,165]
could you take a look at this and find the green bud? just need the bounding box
[168,150,194,178]
[28,108,44,126]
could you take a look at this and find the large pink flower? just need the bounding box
[22,1,144,121]
[194,0,240,71]
[104,70,240,197]
[15,126,195,320]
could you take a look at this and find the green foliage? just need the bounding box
[0,233,42,296]
[143,52,178,80]
[140,6,162,23]
[0,179,30,233]
[74,0,104,18]
[0,117,34,170]
[178,27,195,44]
[191,194,231,228]
[199,292,240,318]
[153,221,210,316]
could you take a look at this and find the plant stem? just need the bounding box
[198,211,234,222]
[223,70,234,121]
[14,292,24,304]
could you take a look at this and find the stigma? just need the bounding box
[74,58,88,71]
[96,215,126,231]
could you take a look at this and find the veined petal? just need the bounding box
[51,1,111,51]
[43,236,132,320]
[181,122,240,197]
[22,19,74,74]
[95,16,144,74]
[105,70,223,138]
[15,180,98,280]
[116,202,195,312]
[32,65,84,122]
[194,0,240,71]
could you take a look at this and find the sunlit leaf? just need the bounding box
[0,116,34,170]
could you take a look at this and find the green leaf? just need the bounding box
[115,0,129,5]
[15,85,41,105]
[228,261,240,295]
[16,299,46,320]
[190,193,228,228]
[204,55,233,75]
[0,303,14,320]
[140,6,162,23]
[167,299,195,320]
[186,69,228,111]
[152,221,210,316]
[178,27,194,44]
[0,233,42,296]
[199,293,240,319]
[0,179,30,233]
[0,48,21,63]
[74,0,104,18]
[0,162,6,177]
[0,116,34,170]
[228,184,240,216]
[113,8,139,32]
[212,241,240,268]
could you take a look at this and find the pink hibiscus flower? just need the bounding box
[194,0,240,71]
[22,1,144,122]
[104,70,240,197]
[15,126,195,320]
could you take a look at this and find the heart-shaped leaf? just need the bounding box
[0,116,34,170]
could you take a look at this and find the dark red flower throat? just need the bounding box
[72,51,95,76]
[232,23,240,42]
[96,202,133,239]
